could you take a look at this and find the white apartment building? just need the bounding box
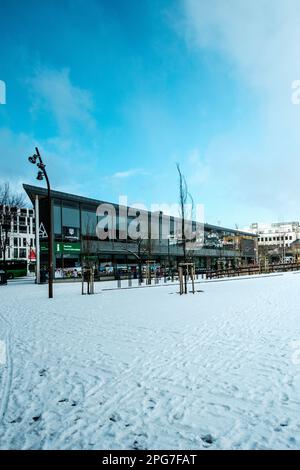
[0,206,36,265]
[245,222,300,248]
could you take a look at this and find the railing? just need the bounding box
[206,262,300,279]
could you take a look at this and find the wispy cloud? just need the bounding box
[181,0,300,222]
[1,67,102,199]
[28,67,96,135]
[111,168,148,179]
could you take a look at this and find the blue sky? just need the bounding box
[1,0,300,228]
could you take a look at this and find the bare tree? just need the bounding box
[0,183,25,268]
[81,216,100,268]
[81,218,98,294]
[123,236,155,283]
[176,164,188,262]
[176,164,195,263]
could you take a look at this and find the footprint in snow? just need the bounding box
[32,415,41,422]
[10,417,22,424]
[109,413,121,422]
[148,398,156,410]
[132,440,146,450]
[282,393,289,403]
[201,434,215,446]
[173,412,184,421]
[280,419,289,427]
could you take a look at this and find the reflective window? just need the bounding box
[62,203,80,241]
[62,203,80,228]
[82,209,97,236]
[54,204,62,235]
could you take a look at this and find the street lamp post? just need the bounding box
[28,147,53,299]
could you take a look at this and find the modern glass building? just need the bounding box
[23,184,257,277]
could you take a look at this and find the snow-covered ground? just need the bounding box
[1,272,300,450]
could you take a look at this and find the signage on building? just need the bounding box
[56,242,81,254]
[40,242,48,252]
[63,226,79,241]
[39,222,48,239]
[40,242,81,254]
[28,248,36,261]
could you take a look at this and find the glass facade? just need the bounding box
[81,207,97,237]
[62,202,80,228]
[23,184,257,278]
[54,203,62,237]
[52,201,256,270]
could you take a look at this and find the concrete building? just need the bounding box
[0,205,36,271]
[246,222,300,247]
[245,222,300,263]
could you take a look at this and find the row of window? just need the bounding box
[258,235,293,242]
[13,237,35,248]
[53,202,225,240]
[3,248,27,259]
[2,215,35,225]
[19,208,34,217]
[53,203,178,238]
[11,225,35,234]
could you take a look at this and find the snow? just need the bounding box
[1,272,300,449]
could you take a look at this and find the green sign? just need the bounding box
[40,242,49,252]
[55,242,81,254]
[40,242,81,254]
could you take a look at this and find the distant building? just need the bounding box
[245,222,300,263]
[0,205,36,269]
[246,222,300,248]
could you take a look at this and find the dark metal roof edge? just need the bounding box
[23,183,110,206]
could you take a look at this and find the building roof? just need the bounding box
[23,183,256,237]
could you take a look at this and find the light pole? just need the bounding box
[28,147,53,298]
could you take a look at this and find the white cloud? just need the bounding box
[181,0,300,222]
[112,168,148,179]
[184,0,300,93]
[0,128,34,197]
[0,127,102,202]
[28,68,96,135]
[0,66,104,201]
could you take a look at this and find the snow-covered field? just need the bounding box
[1,273,300,450]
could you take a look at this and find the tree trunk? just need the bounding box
[138,260,143,283]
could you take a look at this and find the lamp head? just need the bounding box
[28,155,37,164]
